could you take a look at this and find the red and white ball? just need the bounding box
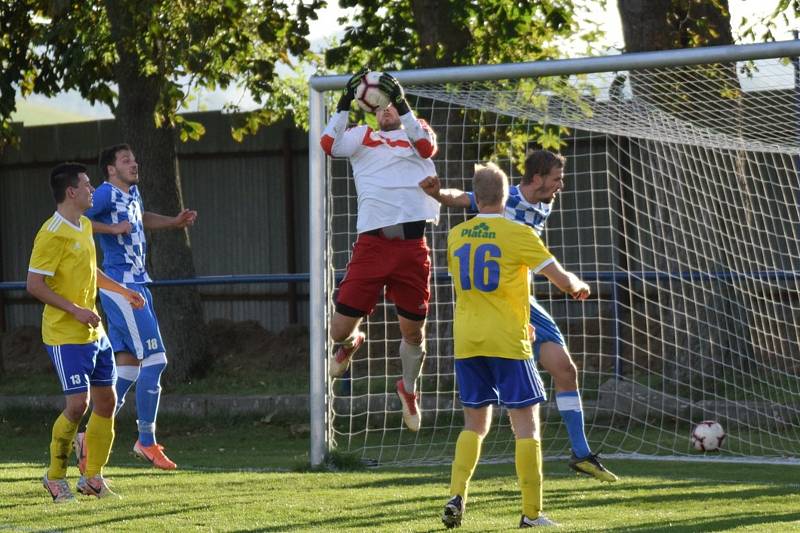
[691,420,726,452]
[355,71,390,113]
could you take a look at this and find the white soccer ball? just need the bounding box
[691,420,726,452]
[355,71,390,113]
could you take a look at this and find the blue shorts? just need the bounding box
[99,284,165,360]
[530,297,565,361]
[46,336,116,395]
[455,356,547,409]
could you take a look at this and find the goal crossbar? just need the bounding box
[310,39,800,90]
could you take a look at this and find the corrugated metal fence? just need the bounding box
[0,112,310,332]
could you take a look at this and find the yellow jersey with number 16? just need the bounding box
[447,214,554,360]
[28,212,103,345]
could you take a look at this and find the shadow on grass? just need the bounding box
[609,511,800,532]
[53,504,214,531]
[485,478,800,510]
[2,406,311,474]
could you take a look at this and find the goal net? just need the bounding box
[310,42,800,466]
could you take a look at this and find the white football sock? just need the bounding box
[399,339,425,393]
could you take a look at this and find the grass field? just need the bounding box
[2,408,800,532]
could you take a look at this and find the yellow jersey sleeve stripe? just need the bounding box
[47,217,62,232]
[28,267,55,276]
[531,257,555,274]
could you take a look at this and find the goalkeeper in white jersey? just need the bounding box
[320,69,441,432]
[421,150,618,482]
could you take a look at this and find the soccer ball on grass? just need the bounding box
[355,71,390,113]
[691,420,726,452]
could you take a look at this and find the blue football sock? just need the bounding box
[556,391,591,459]
[114,365,139,416]
[136,362,166,447]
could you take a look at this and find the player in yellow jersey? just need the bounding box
[27,162,144,502]
[442,163,590,529]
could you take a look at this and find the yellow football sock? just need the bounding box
[449,430,482,501]
[84,412,115,478]
[515,438,543,518]
[47,413,79,479]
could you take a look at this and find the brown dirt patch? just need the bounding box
[205,319,309,374]
[0,325,49,375]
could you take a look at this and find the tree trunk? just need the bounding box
[409,0,471,68]
[618,0,738,132]
[105,1,208,384]
[618,0,734,53]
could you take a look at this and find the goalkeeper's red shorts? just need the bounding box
[335,233,431,321]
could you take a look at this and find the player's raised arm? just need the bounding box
[539,260,591,300]
[419,175,472,208]
[380,72,437,158]
[320,68,369,158]
[143,209,198,230]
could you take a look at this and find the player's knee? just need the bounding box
[330,325,349,343]
[542,350,578,389]
[465,421,490,438]
[93,394,118,418]
[397,311,425,345]
[331,317,359,343]
[402,329,424,346]
[142,352,167,372]
[64,400,89,421]
[552,359,578,388]
[140,356,167,396]
[463,410,490,437]
[331,307,364,343]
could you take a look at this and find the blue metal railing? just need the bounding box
[4,269,797,385]
[2,269,798,292]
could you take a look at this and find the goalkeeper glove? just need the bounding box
[378,72,410,115]
[336,67,370,112]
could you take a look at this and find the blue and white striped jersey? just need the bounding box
[85,182,151,284]
[467,185,552,236]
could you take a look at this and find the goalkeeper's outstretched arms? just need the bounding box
[419,175,471,208]
[320,68,369,157]
[379,72,437,158]
[539,260,591,300]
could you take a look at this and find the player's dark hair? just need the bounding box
[50,162,87,204]
[521,149,566,184]
[99,143,132,178]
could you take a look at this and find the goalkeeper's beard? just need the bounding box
[377,108,401,131]
[380,121,401,132]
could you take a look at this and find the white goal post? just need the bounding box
[308,40,800,468]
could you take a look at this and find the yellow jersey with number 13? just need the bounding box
[447,214,554,360]
[28,212,103,345]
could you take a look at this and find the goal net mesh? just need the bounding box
[323,56,800,466]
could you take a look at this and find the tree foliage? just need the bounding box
[0,0,323,382]
[0,0,323,146]
[739,0,800,42]
[326,0,607,71]
[322,0,606,155]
